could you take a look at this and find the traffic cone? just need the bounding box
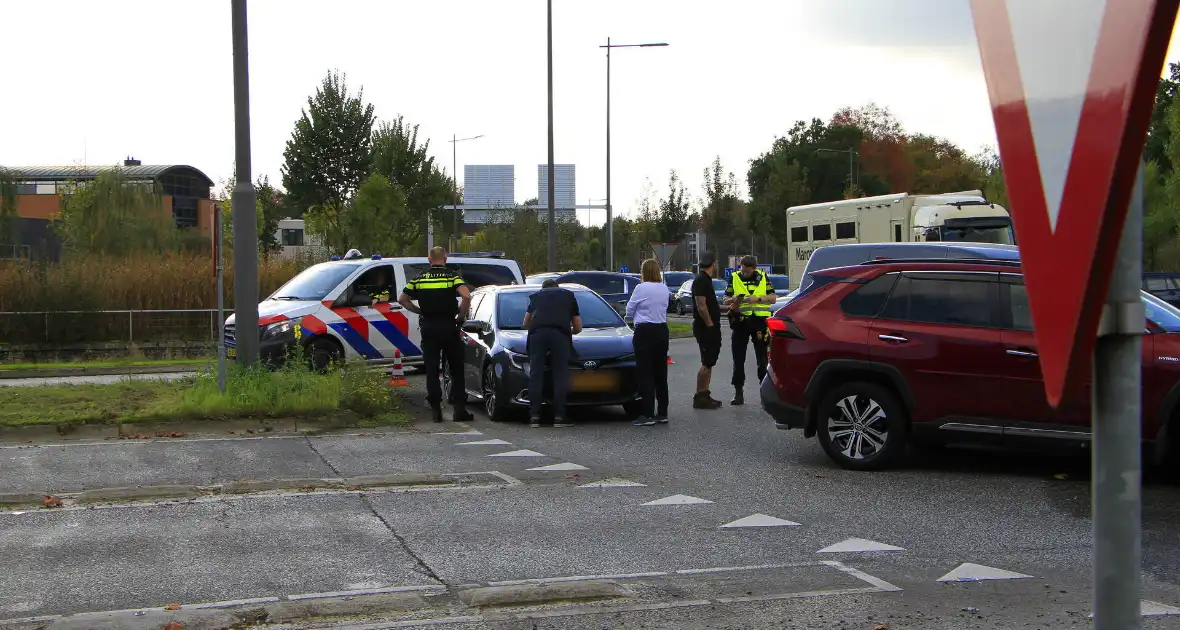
[666,354,674,365]
[387,350,408,387]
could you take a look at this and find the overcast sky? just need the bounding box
[1,0,1178,222]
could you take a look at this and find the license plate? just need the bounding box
[572,370,618,392]
[226,347,237,359]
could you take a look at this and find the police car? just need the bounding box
[223,251,524,370]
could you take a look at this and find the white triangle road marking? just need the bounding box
[487,449,546,458]
[719,513,800,528]
[434,431,483,436]
[527,463,589,471]
[816,538,904,553]
[1004,0,1106,232]
[642,494,713,506]
[936,563,1032,582]
[579,479,647,488]
[456,439,512,446]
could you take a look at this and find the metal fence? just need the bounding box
[0,309,223,345]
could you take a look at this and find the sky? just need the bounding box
[2,0,1179,224]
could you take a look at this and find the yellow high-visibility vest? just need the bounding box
[731,270,772,318]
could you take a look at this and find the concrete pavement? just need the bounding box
[1,336,1179,628]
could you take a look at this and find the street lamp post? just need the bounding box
[601,38,667,272]
[230,0,259,367]
[547,0,556,271]
[448,133,484,252]
[817,148,859,194]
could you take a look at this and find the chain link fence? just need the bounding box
[0,309,222,345]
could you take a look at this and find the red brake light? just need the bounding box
[768,315,804,339]
[767,318,787,332]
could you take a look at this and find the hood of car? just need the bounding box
[497,326,635,360]
[225,299,323,326]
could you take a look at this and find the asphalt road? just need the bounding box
[2,337,1179,628]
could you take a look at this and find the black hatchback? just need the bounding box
[445,284,642,421]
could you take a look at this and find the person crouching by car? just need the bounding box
[522,279,582,428]
[626,258,672,426]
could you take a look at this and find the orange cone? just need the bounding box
[666,354,674,365]
[387,349,408,387]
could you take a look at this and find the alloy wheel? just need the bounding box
[483,364,498,418]
[826,394,889,461]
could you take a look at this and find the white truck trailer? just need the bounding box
[784,190,1013,288]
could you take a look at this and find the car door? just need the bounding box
[461,293,487,388]
[334,263,396,360]
[867,271,1007,434]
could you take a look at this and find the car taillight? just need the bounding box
[767,315,804,339]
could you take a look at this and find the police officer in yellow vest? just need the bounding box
[723,255,774,406]
[397,247,474,423]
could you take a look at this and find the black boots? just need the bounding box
[731,389,744,406]
[452,405,475,423]
[431,405,444,423]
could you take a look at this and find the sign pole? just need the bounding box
[1092,161,1145,628]
[215,203,227,394]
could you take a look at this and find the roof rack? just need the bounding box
[450,251,505,259]
[858,257,1022,268]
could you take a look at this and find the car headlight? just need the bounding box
[261,318,301,340]
[507,351,528,370]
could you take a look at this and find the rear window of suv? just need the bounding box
[840,273,899,318]
[878,273,997,327]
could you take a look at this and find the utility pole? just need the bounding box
[230,0,259,366]
[546,0,557,271]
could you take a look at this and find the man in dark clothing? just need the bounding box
[691,253,724,410]
[397,246,474,423]
[522,279,583,428]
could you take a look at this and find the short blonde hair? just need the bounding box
[640,258,663,283]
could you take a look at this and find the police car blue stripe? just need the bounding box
[328,322,383,360]
[370,320,423,358]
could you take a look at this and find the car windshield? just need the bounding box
[924,225,1015,244]
[497,290,626,330]
[269,262,362,301]
[770,275,791,290]
[405,263,517,289]
[663,272,692,288]
[1143,291,1180,332]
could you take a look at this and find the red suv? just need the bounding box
[760,258,1180,471]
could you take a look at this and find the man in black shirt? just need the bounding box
[691,253,724,410]
[398,247,474,423]
[522,279,583,428]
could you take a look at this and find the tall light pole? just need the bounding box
[448,133,484,252]
[817,148,859,195]
[230,0,259,366]
[601,38,667,271]
[546,0,556,271]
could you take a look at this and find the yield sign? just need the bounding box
[971,0,1178,407]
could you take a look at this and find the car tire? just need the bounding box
[482,362,511,422]
[307,337,342,373]
[441,358,467,405]
[815,381,908,471]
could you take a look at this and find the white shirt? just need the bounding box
[626,281,670,325]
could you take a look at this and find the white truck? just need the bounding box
[784,190,1013,288]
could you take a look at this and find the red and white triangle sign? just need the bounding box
[971,0,1177,407]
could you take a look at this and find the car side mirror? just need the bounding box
[461,320,487,334]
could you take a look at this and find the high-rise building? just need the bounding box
[464,165,514,206]
[537,164,576,209]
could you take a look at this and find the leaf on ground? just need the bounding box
[298,485,316,491]
[246,428,256,434]
[162,620,183,629]
[164,603,181,611]
[42,496,63,509]
[1053,473,1069,480]
[814,474,829,478]
[873,625,889,630]
[345,486,362,492]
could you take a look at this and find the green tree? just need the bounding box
[54,170,178,256]
[281,70,376,216]
[747,151,809,250]
[1146,62,1180,178]
[371,116,455,248]
[701,157,746,260]
[305,173,414,256]
[218,174,286,255]
[657,170,692,242]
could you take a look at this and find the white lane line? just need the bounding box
[288,584,446,600]
[579,478,646,488]
[719,513,800,528]
[526,463,589,471]
[816,538,904,553]
[936,563,1032,583]
[821,560,904,592]
[487,449,546,458]
[642,494,713,506]
[456,439,512,446]
[434,431,484,436]
[487,571,669,587]
[675,562,815,575]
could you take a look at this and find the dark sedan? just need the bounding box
[673,278,727,316]
[446,284,641,422]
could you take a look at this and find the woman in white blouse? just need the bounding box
[625,258,671,426]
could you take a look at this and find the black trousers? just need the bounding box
[633,322,670,418]
[421,322,465,406]
[528,327,572,420]
[731,316,769,389]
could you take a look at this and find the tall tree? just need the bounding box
[218,173,286,255]
[370,116,455,247]
[54,170,178,256]
[281,70,376,216]
[304,173,414,256]
[1146,62,1180,178]
[746,153,809,249]
[657,170,692,242]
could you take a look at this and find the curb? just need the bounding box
[459,580,632,607]
[0,365,204,380]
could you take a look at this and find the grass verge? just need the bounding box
[667,321,693,336]
[0,360,410,429]
[0,358,207,371]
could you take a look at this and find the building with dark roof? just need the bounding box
[1,159,217,260]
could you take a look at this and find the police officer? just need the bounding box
[723,255,774,406]
[397,246,474,423]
